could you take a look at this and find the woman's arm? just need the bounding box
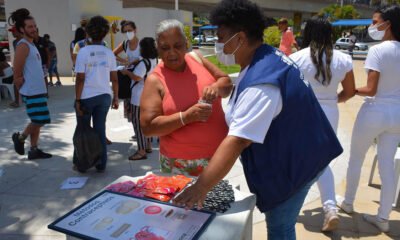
[355,70,379,97]
[338,70,356,103]
[173,135,252,209]
[195,51,233,100]
[121,69,142,82]
[110,71,119,109]
[75,72,85,116]
[140,74,212,137]
[113,42,128,64]
[13,43,29,89]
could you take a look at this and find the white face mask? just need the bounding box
[126,31,135,40]
[368,22,388,41]
[215,33,241,66]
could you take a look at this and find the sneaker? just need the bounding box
[363,214,389,232]
[322,209,339,232]
[28,148,52,160]
[336,195,354,214]
[48,82,54,87]
[12,132,25,155]
[55,81,62,86]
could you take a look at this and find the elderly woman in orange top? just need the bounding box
[141,19,232,176]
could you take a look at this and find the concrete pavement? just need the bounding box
[0,58,399,239]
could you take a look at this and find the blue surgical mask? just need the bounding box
[215,33,241,66]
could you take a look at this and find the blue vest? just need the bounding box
[236,44,343,212]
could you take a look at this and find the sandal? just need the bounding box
[129,151,147,161]
[9,102,19,108]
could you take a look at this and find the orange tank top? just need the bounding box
[152,54,228,159]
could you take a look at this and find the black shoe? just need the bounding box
[96,165,106,173]
[28,148,52,160]
[12,132,25,155]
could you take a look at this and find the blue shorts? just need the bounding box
[49,59,58,74]
[22,94,51,125]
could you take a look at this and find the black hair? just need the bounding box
[8,8,34,34]
[210,0,265,43]
[120,20,136,33]
[0,51,6,62]
[140,37,158,59]
[375,5,400,41]
[86,16,110,42]
[73,27,86,45]
[43,34,50,39]
[302,16,333,86]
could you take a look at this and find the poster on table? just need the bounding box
[48,190,215,240]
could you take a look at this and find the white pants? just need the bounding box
[317,101,339,212]
[344,99,400,220]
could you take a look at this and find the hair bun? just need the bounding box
[10,8,30,23]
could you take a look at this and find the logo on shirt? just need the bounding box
[275,49,309,87]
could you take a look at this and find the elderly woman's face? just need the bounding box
[157,27,187,71]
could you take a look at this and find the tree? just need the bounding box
[264,26,281,47]
[319,4,360,40]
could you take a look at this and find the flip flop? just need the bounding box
[129,151,147,161]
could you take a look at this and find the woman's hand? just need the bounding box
[120,69,129,76]
[183,103,212,124]
[112,97,119,109]
[173,182,209,210]
[202,85,219,103]
[75,101,84,116]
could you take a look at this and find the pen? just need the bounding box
[165,209,173,218]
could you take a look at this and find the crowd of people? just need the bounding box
[5,0,400,238]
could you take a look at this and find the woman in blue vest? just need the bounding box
[173,0,343,239]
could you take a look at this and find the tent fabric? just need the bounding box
[332,19,372,26]
[199,25,217,30]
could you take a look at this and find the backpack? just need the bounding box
[117,58,151,99]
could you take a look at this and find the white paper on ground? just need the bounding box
[61,177,89,190]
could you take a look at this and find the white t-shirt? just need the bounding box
[290,48,353,101]
[75,45,117,99]
[131,58,157,106]
[125,40,141,63]
[364,41,400,102]
[225,66,283,144]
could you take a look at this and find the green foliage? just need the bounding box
[319,4,361,41]
[319,4,360,21]
[263,26,281,47]
[206,55,241,74]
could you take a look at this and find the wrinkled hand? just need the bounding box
[202,85,219,103]
[183,103,212,124]
[173,182,209,210]
[112,97,119,109]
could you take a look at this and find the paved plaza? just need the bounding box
[0,58,399,239]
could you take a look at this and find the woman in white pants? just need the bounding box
[290,17,356,232]
[338,5,400,233]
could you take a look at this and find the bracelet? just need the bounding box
[179,112,185,126]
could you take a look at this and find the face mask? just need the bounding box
[126,31,135,40]
[215,33,241,66]
[368,22,388,41]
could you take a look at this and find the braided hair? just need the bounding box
[302,17,333,86]
[8,8,34,34]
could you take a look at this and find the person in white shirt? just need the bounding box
[119,37,158,160]
[338,5,400,233]
[290,17,356,232]
[74,16,119,172]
